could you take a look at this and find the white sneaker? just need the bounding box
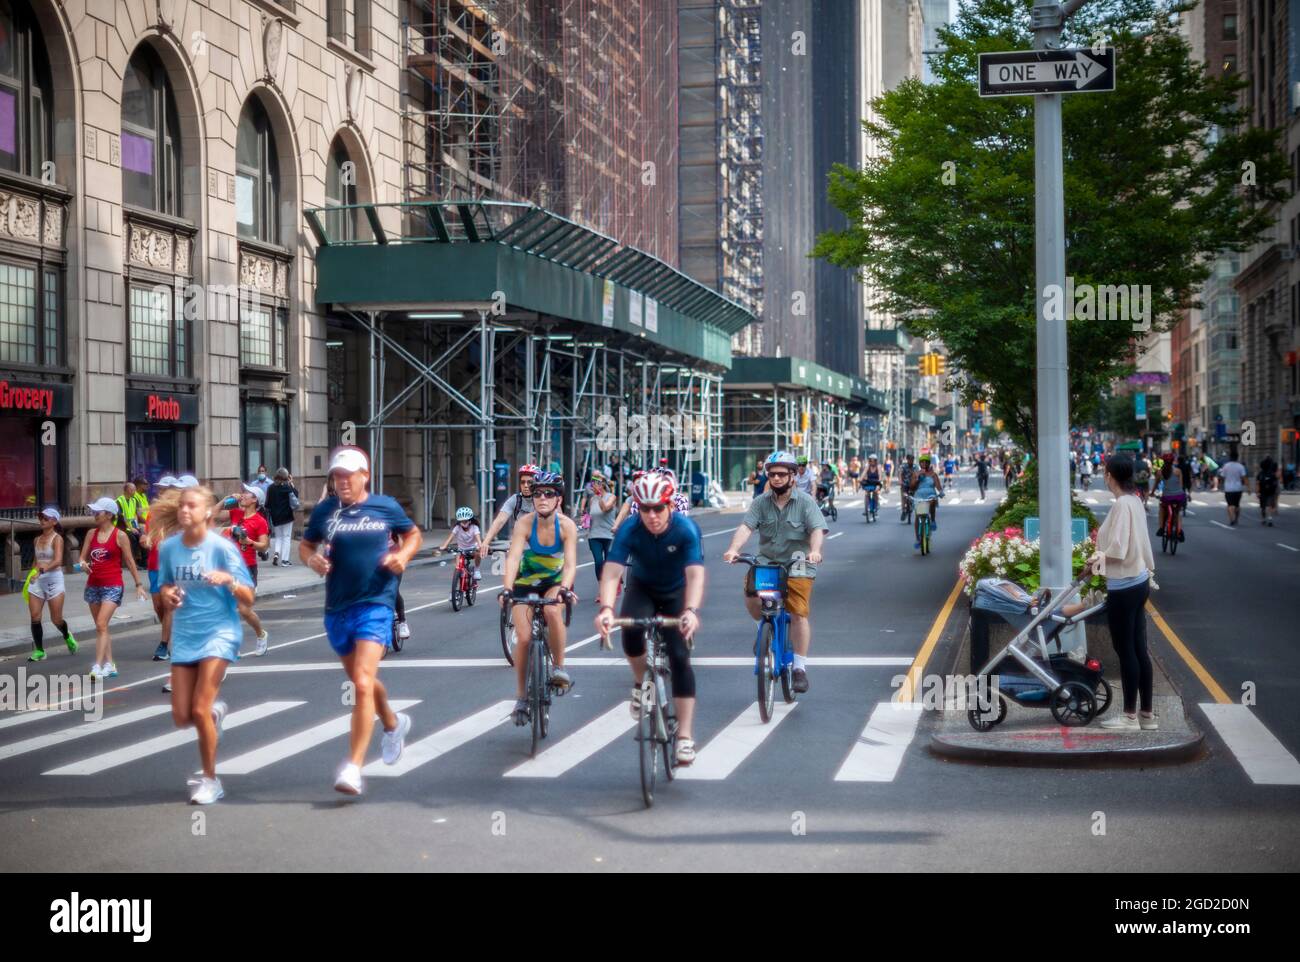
[89,663,103,678]
[103,662,118,678]
[1100,712,1140,731]
[334,762,364,795]
[1139,712,1159,730]
[189,776,224,805]
[255,631,269,656]
[382,713,412,765]
[472,570,481,582]
[212,700,228,743]
[628,685,644,720]
[162,681,172,693]
[397,621,411,641]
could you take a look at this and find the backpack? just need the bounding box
[1135,461,1151,483]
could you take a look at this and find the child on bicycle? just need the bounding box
[438,507,483,582]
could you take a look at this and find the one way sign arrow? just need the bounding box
[978,48,1116,97]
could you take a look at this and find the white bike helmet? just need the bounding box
[455,506,474,522]
[765,450,798,470]
[630,473,675,506]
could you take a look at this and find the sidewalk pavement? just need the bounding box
[927,605,1204,765]
[0,497,752,656]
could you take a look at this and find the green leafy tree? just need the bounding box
[814,0,1287,450]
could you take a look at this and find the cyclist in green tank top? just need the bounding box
[502,471,579,724]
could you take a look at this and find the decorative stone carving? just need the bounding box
[110,134,120,168]
[174,235,191,275]
[85,126,97,159]
[42,204,63,247]
[208,169,218,197]
[240,249,277,294]
[0,192,41,241]
[346,65,364,121]
[274,261,288,297]
[128,223,175,270]
[264,17,287,85]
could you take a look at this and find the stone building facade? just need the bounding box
[0,0,402,516]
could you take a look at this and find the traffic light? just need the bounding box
[919,353,946,377]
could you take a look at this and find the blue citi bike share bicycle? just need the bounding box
[735,554,797,722]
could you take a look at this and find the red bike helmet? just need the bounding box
[519,463,539,478]
[631,473,675,507]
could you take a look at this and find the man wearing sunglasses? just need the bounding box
[722,450,827,693]
[502,471,579,725]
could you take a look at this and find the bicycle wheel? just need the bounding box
[466,573,478,606]
[659,672,676,782]
[530,640,545,756]
[500,598,516,665]
[1169,509,1179,555]
[1094,677,1113,716]
[390,617,403,653]
[638,682,658,807]
[756,620,775,723]
[920,518,930,555]
[451,577,463,611]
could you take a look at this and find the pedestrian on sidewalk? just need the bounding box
[266,468,300,565]
[219,484,271,656]
[157,484,256,805]
[747,459,767,498]
[79,498,147,679]
[1089,454,1157,732]
[142,477,183,665]
[300,445,422,796]
[25,508,78,662]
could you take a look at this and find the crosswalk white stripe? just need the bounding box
[949,496,962,504]
[676,700,797,780]
[1193,499,1210,506]
[0,710,80,732]
[215,699,421,775]
[44,702,302,776]
[1277,543,1299,553]
[364,700,514,777]
[503,704,634,778]
[833,702,924,782]
[227,656,914,672]
[0,705,172,762]
[1210,521,1234,531]
[1199,704,1300,785]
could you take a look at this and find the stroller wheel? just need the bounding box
[1050,682,1096,726]
[1093,677,1113,716]
[967,695,1007,732]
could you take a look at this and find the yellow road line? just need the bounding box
[896,576,966,703]
[1146,600,1232,704]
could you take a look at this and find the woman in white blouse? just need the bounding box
[1088,454,1157,731]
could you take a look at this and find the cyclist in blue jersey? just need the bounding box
[909,454,944,547]
[595,472,705,765]
[301,446,423,797]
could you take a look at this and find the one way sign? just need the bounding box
[978,48,1115,97]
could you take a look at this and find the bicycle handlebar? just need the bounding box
[611,616,681,629]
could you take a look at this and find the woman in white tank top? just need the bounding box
[26,508,78,662]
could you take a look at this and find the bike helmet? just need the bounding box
[630,472,675,506]
[655,466,678,484]
[518,463,539,478]
[632,469,648,481]
[765,450,797,470]
[796,455,809,465]
[455,506,474,522]
[919,454,932,464]
[531,470,563,492]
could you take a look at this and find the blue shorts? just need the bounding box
[325,602,393,657]
[148,570,161,594]
[84,584,124,605]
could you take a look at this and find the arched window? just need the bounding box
[236,98,280,243]
[0,0,53,175]
[121,46,182,215]
[325,138,357,241]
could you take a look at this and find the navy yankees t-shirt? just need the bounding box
[304,494,415,613]
[607,512,703,593]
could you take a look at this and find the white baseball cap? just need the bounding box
[176,474,200,489]
[40,507,61,521]
[241,482,266,505]
[328,447,370,475]
[157,475,179,488]
[87,497,118,516]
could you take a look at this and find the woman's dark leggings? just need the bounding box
[1105,579,1153,714]
[589,538,612,582]
[619,579,695,698]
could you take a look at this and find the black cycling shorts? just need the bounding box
[619,578,695,699]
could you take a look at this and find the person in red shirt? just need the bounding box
[222,483,271,656]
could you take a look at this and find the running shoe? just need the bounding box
[334,762,364,795]
[255,631,269,657]
[162,681,172,693]
[189,777,224,805]
[396,621,410,641]
[88,663,103,678]
[628,685,644,720]
[1138,712,1159,731]
[153,642,170,661]
[1100,712,1140,731]
[212,700,228,743]
[64,633,78,654]
[28,649,46,663]
[791,668,810,693]
[511,698,530,726]
[550,667,573,690]
[103,662,118,678]
[382,713,412,765]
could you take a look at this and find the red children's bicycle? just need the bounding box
[448,547,479,611]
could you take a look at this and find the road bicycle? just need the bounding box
[735,554,796,723]
[607,614,688,808]
[510,593,573,757]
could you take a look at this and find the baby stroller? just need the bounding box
[967,573,1111,730]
